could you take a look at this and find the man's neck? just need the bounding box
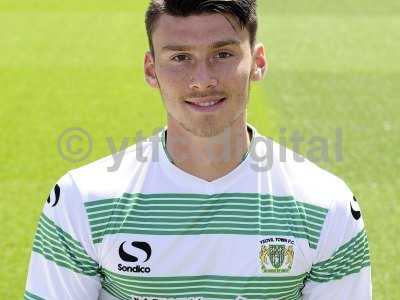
[165,117,251,182]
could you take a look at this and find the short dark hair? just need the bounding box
[145,0,258,56]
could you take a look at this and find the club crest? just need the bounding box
[259,237,295,273]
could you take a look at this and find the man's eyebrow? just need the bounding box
[161,39,241,52]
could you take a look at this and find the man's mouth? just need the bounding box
[184,97,226,111]
[190,99,222,107]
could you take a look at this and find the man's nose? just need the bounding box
[188,61,218,90]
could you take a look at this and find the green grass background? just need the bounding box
[0,0,399,298]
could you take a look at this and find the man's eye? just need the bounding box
[216,52,233,59]
[172,54,190,62]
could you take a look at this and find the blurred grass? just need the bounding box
[0,0,399,299]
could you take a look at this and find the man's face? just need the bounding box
[145,13,266,137]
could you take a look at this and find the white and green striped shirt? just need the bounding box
[25,125,371,300]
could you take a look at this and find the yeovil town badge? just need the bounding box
[259,237,295,273]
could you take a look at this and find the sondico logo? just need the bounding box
[118,241,152,273]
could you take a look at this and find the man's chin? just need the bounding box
[181,119,225,138]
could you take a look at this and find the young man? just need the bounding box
[25,1,371,299]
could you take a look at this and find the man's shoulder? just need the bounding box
[63,136,157,202]
[265,137,352,211]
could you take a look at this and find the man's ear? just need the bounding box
[144,51,159,89]
[251,43,267,81]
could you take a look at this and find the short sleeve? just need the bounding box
[301,181,372,299]
[24,172,102,300]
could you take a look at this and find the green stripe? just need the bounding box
[103,286,301,300]
[100,268,306,300]
[88,216,323,232]
[24,291,45,300]
[88,209,324,223]
[84,193,328,249]
[94,224,320,241]
[87,202,326,216]
[309,229,370,283]
[32,213,99,276]
[103,269,307,282]
[93,228,318,248]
